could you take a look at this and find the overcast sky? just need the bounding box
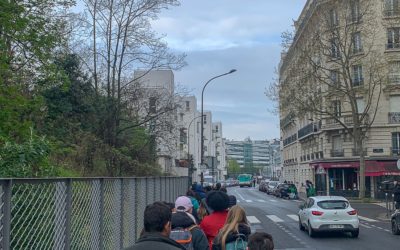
[153,0,307,141]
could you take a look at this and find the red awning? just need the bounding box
[311,160,400,176]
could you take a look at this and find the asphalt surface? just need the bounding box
[228,186,399,250]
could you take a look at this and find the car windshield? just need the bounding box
[317,200,349,210]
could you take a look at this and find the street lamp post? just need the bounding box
[200,69,237,180]
[187,115,202,187]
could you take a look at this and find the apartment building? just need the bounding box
[133,69,185,176]
[279,0,400,198]
[213,122,227,180]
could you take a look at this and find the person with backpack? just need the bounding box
[211,205,251,250]
[170,196,209,250]
[200,191,230,248]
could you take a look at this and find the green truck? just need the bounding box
[238,174,252,187]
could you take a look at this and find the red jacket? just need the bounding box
[200,210,228,249]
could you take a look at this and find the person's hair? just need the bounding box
[220,187,227,193]
[162,201,175,212]
[218,205,248,250]
[206,191,229,212]
[204,186,212,192]
[215,182,221,190]
[247,232,274,250]
[144,202,171,232]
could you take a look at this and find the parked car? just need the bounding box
[298,196,359,238]
[391,210,400,235]
[274,183,297,199]
[258,180,268,192]
[266,181,280,195]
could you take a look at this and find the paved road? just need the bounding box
[228,186,398,250]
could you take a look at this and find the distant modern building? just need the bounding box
[225,139,274,176]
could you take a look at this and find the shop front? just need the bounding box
[311,160,400,198]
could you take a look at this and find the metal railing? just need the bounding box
[0,177,188,250]
[389,112,400,124]
[331,149,344,157]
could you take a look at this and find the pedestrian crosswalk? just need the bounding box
[245,214,379,224]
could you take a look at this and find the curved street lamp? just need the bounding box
[200,69,237,179]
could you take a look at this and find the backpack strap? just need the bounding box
[187,225,198,231]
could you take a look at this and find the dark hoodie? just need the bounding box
[194,184,206,200]
[211,223,251,250]
[126,232,186,250]
[172,211,209,250]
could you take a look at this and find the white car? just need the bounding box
[298,196,359,238]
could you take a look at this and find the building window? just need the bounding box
[331,38,340,58]
[387,28,400,49]
[203,115,207,124]
[330,9,339,27]
[356,97,364,114]
[185,101,190,111]
[149,97,156,113]
[384,0,400,16]
[330,70,340,86]
[389,61,400,84]
[180,113,184,121]
[352,32,362,54]
[331,100,341,117]
[352,65,363,86]
[350,0,361,22]
[332,135,344,157]
[392,132,400,155]
[215,125,219,133]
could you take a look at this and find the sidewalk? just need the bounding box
[351,202,391,221]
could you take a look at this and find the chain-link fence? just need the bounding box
[0,177,188,250]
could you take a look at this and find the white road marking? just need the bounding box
[358,216,378,222]
[266,215,284,223]
[257,199,266,203]
[359,223,372,229]
[247,216,261,224]
[269,199,277,202]
[246,200,253,203]
[235,190,245,200]
[287,214,299,221]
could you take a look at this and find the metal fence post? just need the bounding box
[3,179,12,250]
[119,178,124,250]
[386,193,389,218]
[99,178,105,250]
[65,179,72,250]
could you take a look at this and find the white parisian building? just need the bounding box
[176,96,202,182]
[213,122,227,181]
[133,69,187,176]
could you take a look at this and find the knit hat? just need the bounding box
[175,196,193,211]
[228,195,237,208]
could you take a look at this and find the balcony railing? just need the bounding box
[352,148,367,156]
[389,112,400,124]
[388,74,400,84]
[384,9,400,17]
[387,43,400,50]
[392,148,400,156]
[324,114,369,129]
[331,149,344,157]
[298,122,320,139]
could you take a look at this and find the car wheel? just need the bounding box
[392,219,400,235]
[299,217,305,231]
[350,229,359,238]
[308,222,315,237]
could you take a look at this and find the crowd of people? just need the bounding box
[127,182,274,250]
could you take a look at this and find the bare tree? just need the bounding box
[269,0,387,198]
[71,0,186,154]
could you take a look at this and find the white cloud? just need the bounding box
[154,0,307,140]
